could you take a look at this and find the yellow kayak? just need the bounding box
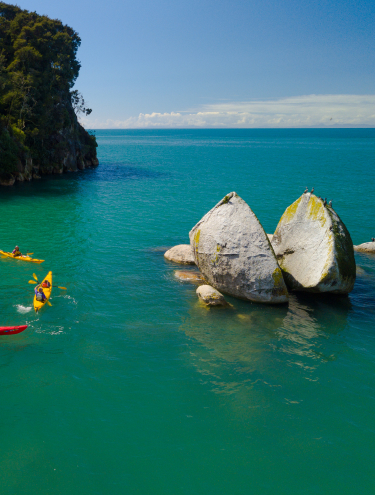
[0,250,44,264]
[34,271,53,313]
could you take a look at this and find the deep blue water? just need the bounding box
[1,129,375,494]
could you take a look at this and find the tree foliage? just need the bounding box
[0,2,96,175]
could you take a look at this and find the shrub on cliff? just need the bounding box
[0,2,97,176]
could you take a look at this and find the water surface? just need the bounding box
[1,129,375,494]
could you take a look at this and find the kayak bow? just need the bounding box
[0,325,28,335]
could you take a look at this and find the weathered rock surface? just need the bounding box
[354,242,375,254]
[196,285,228,306]
[164,245,195,264]
[189,192,288,304]
[174,270,205,283]
[267,234,273,242]
[271,193,356,294]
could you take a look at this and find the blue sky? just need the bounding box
[16,0,375,127]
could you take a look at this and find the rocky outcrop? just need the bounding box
[271,193,356,294]
[0,176,15,186]
[354,242,375,254]
[174,271,205,283]
[0,4,99,186]
[164,245,195,264]
[189,192,289,304]
[0,122,98,185]
[196,285,228,306]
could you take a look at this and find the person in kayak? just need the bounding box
[35,286,46,302]
[12,246,22,257]
[41,280,51,288]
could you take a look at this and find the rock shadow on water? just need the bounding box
[350,258,375,313]
[0,172,82,199]
[0,163,167,200]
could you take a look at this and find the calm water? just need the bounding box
[1,129,375,494]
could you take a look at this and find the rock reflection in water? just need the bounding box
[276,293,351,363]
[180,293,351,408]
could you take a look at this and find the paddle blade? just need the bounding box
[58,286,67,290]
[47,300,52,307]
[27,253,34,255]
[33,273,38,281]
[28,280,37,284]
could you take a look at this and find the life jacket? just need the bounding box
[13,250,21,256]
[42,281,50,288]
[36,291,45,302]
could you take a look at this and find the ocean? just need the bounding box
[1,129,375,494]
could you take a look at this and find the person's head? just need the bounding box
[38,288,44,293]
[15,246,19,250]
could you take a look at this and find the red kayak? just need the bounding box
[0,325,27,335]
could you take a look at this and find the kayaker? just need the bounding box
[12,246,22,257]
[35,286,46,302]
[41,280,51,288]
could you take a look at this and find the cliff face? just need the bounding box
[0,2,98,186]
[1,112,98,186]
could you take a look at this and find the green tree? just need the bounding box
[0,2,97,175]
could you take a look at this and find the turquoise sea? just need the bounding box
[1,129,375,494]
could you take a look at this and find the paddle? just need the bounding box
[47,301,52,307]
[28,280,66,290]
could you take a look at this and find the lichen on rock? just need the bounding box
[271,193,356,294]
[189,192,288,304]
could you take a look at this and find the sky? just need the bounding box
[15,0,375,128]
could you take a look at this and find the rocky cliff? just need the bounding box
[0,2,98,186]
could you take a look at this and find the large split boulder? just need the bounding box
[189,192,288,304]
[271,193,356,294]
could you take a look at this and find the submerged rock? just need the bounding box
[196,285,228,306]
[271,193,355,294]
[354,242,375,254]
[164,245,195,264]
[189,192,288,304]
[174,270,205,284]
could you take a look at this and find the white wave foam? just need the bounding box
[15,305,32,314]
[63,295,77,305]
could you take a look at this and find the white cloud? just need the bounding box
[81,94,375,128]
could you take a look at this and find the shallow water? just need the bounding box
[1,129,375,494]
